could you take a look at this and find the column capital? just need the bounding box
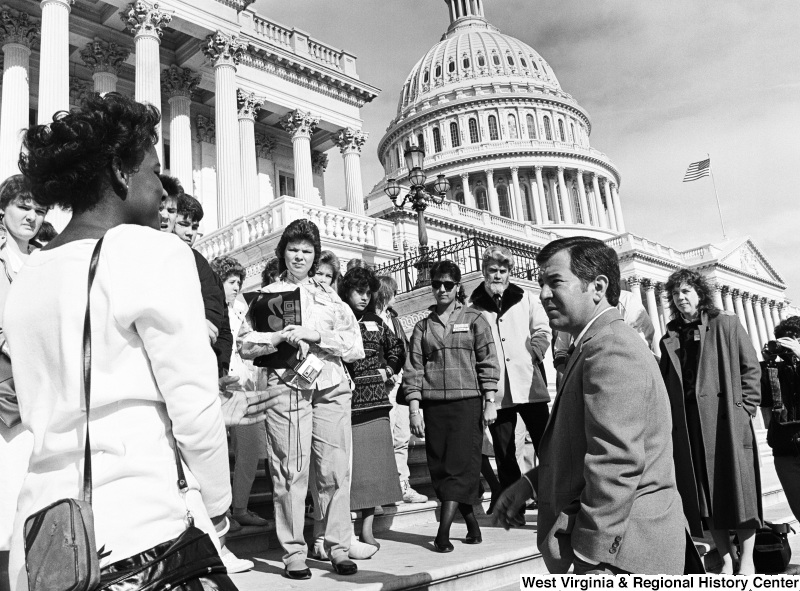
[741,291,753,302]
[730,288,741,299]
[1,6,39,48]
[237,89,265,120]
[120,1,172,40]
[610,181,618,190]
[202,31,245,68]
[627,275,642,287]
[485,168,494,177]
[195,114,215,144]
[556,166,565,174]
[280,110,319,139]
[41,0,75,7]
[769,300,777,309]
[576,168,585,175]
[534,165,544,173]
[69,76,90,105]
[79,37,130,75]
[591,172,599,180]
[254,132,276,159]
[334,127,368,155]
[311,150,328,174]
[510,166,519,175]
[642,278,656,291]
[161,64,200,99]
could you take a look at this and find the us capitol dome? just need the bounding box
[366,0,624,237]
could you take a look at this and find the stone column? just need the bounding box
[742,293,760,350]
[527,174,542,224]
[556,166,573,224]
[335,127,369,215]
[770,302,781,330]
[549,173,562,222]
[280,110,319,203]
[762,299,775,340]
[721,286,733,313]
[576,170,591,226]
[202,31,246,225]
[627,276,642,301]
[603,178,618,231]
[161,64,199,191]
[732,290,748,331]
[37,0,72,124]
[658,284,672,332]
[486,169,500,215]
[510,166,524,220]
[79,37,130,95]
[534,165,548,223]
[643,280,663,345]
[753,296,769,348]
[591,173,606,229]
[611,182,625,233]
[121,2,171,163]
[0,7,38,182]
[196,114,218,232]
[779,304,788,322]
[712,283,724,310]
[460,173,475,208]
[236,90,264,216]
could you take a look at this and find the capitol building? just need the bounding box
[0,0,794,358]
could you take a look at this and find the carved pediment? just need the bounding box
[718,239,783,284]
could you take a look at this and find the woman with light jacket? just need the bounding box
[404,260,499,553]
[659,268,762,575]
[237,219,363,580]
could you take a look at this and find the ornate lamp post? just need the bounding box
[384,146,450,286]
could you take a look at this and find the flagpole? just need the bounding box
[707,154,727,240]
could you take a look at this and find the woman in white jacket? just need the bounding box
[5,93,236,591]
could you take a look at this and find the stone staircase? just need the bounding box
[223,427,798,590]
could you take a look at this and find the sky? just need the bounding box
[253,0,800,300]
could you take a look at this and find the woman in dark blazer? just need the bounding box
[659,268,762,575]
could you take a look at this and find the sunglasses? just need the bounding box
[431,280,457,291]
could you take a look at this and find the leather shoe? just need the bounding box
[332,560,358,575]
[433,539,454,553]
[465,534,482,545]
[284,567,312,580]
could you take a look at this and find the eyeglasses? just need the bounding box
[431,280,457,291]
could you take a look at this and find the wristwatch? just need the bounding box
[484,396,495,405]
[410,409,420,416]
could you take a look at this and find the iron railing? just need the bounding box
[373,232,541,295]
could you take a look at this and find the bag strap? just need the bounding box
[82,237,105,504]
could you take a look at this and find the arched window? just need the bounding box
[468,118,479,143]
[531,59,539,71]
[497,184,512,218]
[492,52,501,66]
[435,63,442,78]
[543,116,552,140]
[478,53,486,67]
[475,186,488,211]
[449,121,460,148]
[555,182,565,222]
[454,191,465,204]
[432,127,442,153]
[521,184,532,221]
[417,133,425,152]
[520,56,528,68]
[570,123,576,143]
[543,184,553,221]
[423,69,429,84]
[526,114,537,139]
[448,59,456,74]
[508,114,518,139]
[462,55,470,69]
[572,187,583,224]
[506,53,514,66]
[558,119,566,142]
[488,115,499,140]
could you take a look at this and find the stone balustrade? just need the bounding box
[248,13,345,72]
[195,196,394,261]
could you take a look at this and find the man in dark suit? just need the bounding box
[494,236,701,575]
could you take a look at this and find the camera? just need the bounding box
[765,340,787,357]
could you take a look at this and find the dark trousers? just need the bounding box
[489,401,550,491]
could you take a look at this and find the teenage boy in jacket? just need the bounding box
[469,245,552,494]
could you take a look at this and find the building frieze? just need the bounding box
[211,0,255,12]
[693,261,786,291]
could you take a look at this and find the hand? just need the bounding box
[296,340,310,360]
[218,375,239,392]
[206,320,219,344]
[219,387,283,426]
[778,337,800,358]
[483,401,497,428]
[281,325,320,347]
[493,477,533,530]
[410,412,425,438]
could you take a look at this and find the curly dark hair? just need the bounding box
[159,174,183,198]
[0,174,40,211]
[20,93,160,213]
[261,257,280,287]
[339,266,380,310]
[775,316,800,340]
[211,255,246,285]
[35,221,58,243]
[177,193,203,222]
[664,268,720,321]
[431,260,467,304]
[275,219,321,278]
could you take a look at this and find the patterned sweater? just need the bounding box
[346,311,405,414]
[403,303,499,402]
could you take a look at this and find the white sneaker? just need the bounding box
[402,481,428,504]
[220,547,254,573]
[348,535,379,560]
[309,535,329,561]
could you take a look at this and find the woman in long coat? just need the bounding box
[659,268,762,575]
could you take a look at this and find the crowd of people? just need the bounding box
[0,92,799,590]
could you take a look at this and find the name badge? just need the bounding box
[363,321,379,332]
[693,330,701,342]
[453,323,470,333]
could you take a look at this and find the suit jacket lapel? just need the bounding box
[662,328,682,384]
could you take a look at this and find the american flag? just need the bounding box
[683,158,710,182]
